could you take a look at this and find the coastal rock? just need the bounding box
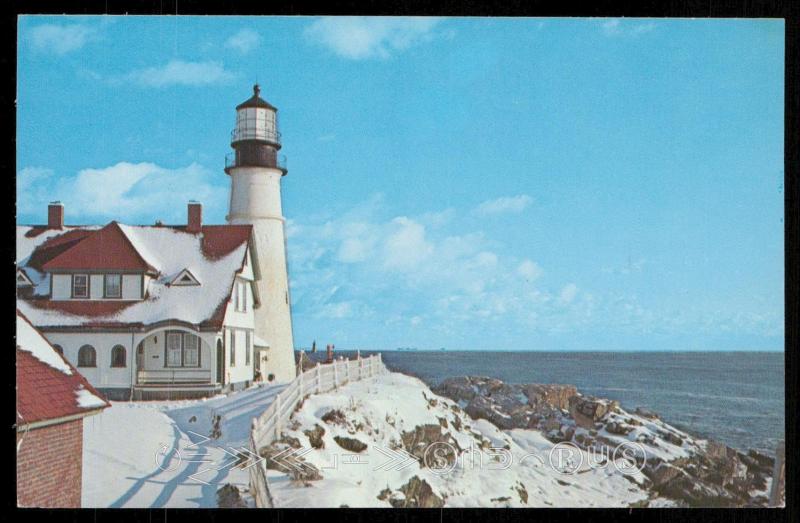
[216,484,247,508]
[390,476,444,508]
[568,395,618,428]
[401,424,458,467]
[430,375,779,508]
[333,436,367,453]
[259,441,323,482]
[304,424,325,449]
[523,384,577,410]
[321,409,347,426]
[464,395,516,429]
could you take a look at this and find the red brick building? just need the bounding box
[16,311,109,508]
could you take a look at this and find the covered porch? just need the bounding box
[131,325,224,399]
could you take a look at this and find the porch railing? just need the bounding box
[136,369,213,385]
[248,353,386,507]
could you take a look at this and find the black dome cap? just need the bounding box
[236,84,277,111]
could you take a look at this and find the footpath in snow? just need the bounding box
[82,383,284,508]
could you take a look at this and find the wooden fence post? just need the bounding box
[298,366,303,398]
[274,393,282,440]
[769,440,785,507]
[333,358,339,388]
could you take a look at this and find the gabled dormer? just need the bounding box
[170,268,201,287]
[41,221,156,302]
[16,269,33,287]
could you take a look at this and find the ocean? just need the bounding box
[309,350,784,455]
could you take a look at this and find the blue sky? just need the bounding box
[17,16,784,351]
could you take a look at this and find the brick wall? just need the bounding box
[16,418,83,508]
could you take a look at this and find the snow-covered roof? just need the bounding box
[16,223,253,331]
[16,311,109,425]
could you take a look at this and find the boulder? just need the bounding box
[390,476,444,508]
[569,395,618,428]
[304,424,325,449]
[321,409,347,426]
[333,436,367,453]
[524,384,577,410]
[464,395,515,429]
[401,424,457,467]
[216,484,247,508]
[606,421,633,436]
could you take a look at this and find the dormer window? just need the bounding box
[170,268,201,287]
[72,274,89,298]
[104,274,122,298]
[16,270,33,287]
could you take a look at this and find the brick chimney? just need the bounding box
[47,202,64,229]
[187,201,202,233]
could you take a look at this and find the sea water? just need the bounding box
[342,350,784,454]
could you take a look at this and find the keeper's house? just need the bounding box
[16,201,267,400]
[16,310,109,507]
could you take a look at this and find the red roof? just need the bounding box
[16,312,109,426]
[42,222,156,273]
[25,228,95,271]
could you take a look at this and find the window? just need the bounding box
[72,274,88,298]
[164,331,201,368]
[234,283,240,311]
[230,331,236,366]
[166,332,183,367]
[104,274,122,298]
[111,345,126,367]
[184,334,200,367]
[241,282,248,312]
[52,344,63,355]
[245,332,251,365]
[78,345,96,367]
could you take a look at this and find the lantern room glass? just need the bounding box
[234,107,278,143]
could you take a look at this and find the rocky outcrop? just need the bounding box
[387,476,444,508]
[400,424,459,467]
[568,395,619,428]
[304,424,326,449]
[216,484,247,508]
[334,435,368,453]
[433,375,780,508]
[259,439,323,483]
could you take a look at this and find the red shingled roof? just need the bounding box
[25,228,95,271]
[16,312,109,426]
[42,222,156,273]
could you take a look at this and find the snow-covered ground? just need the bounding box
[267,372,652,508]
[82,383,284,508]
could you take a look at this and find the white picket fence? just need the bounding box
[248,354,386,507]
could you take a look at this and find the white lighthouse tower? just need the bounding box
[225,84,295,383]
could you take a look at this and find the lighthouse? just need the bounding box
[225,84,295,383]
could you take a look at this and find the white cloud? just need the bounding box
[28,23,94,55]
[517,259,543,281]
[558,283,579,305]
[474,194,532,216]
[304,17,441,60]
[382,217,434,271]
[125,60,235,88]
[225,28,261,54]
[17,162,226,223]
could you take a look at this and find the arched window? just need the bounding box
[52,344,64,355]
[78,345,96,367]
[111,345,127,368]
